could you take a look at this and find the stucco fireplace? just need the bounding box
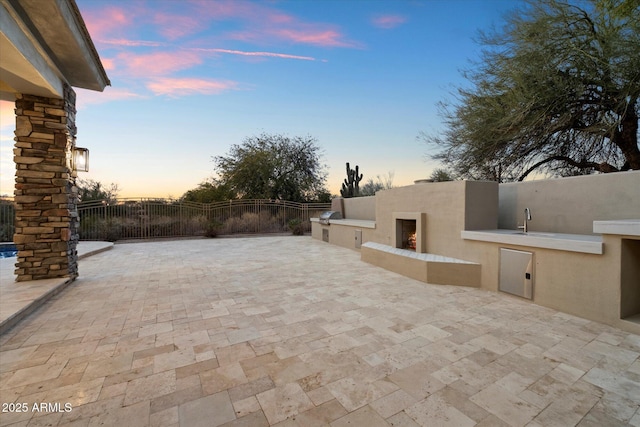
[392,212,426,253]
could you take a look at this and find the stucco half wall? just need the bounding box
[312,173,640,333]
[499,170,640,234]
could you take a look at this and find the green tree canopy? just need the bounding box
[424,0,640,181]
[182,179,236,203]
[359,171,395,196]
[429,168,455,182]
[76,179,119,203]
[214,133,329,202]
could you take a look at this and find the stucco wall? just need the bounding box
[499,170,640,234]
[311,221,375,250]
[342,196,376,221]
[460,236,635,331]
[312,174,640,333]
[373,181,498,259]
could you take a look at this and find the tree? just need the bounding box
[76,179,119,203]
[423,0,640,182]
[360,171,395,196]
[182,179,236,203]
[214,133,329,202]
[429,168,455,182]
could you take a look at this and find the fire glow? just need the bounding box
[406,232,416,251]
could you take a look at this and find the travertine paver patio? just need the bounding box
[0,242,113,334]
[0,236,639,426]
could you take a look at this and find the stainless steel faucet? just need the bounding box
[518,208,532,233]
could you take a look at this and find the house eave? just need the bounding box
[0,0,110,101]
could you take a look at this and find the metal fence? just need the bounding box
[0,199,15,242]
[0,198,330,242]
[77,198,330,241]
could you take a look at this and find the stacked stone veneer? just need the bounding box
[13,85,79,282]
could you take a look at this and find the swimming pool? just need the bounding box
[0,243,17,259]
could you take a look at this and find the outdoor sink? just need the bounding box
[488,229,562,237]
[508,231,558,237]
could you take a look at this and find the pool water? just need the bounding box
[0,244,17,259]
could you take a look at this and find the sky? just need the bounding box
[0,0,522,199]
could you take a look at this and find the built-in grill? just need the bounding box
[319,211,342,225]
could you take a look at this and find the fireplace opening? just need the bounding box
[398,219,417,251]
[393,212,425,253]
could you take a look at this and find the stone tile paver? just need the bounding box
[178,392,235,427]
[0,242,113,334]
[0,236,638,426]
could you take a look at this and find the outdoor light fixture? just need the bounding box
[72,147,89,172]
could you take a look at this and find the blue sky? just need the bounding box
[0,0,521,198]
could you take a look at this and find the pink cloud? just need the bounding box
[153,12,205,40]
[75,88,143,109]
[75,0,349,101]
[191,0,264,21]
[371,14,407,29]
[118,51,203,77]
[228,25,360,48]
[190,0,359,48]
[143,0,261,40]
[270,27,358,48]
[0,100,15,129]
[267,12,295,25]
[101,58,115,71]
[146,78,238,97]
[99,39,167,48]
[83,0,359,50]
[83,6,132,40]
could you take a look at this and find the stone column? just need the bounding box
[13,84,79,282]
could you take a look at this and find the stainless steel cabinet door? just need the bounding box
[499,248,534,299]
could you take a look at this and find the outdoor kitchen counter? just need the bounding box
[461,229,603,254]
[593,219,640,237]
[311,218,376,228]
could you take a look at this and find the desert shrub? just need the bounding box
[222,213,258,234]
[189,215,209,235]
[220,216,245,234]
[0,200,15,241]
[85,217,122,242]
[204,220,222,238]
[220,211,283,234]
[102,220,122,242]
[258,210,282,232]
[80,216,122,241]
[288,219,305,235]
[0,223,14,242]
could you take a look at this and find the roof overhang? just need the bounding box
[0,0,110,101]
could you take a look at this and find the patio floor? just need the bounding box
[0,236,638,426]
[0,242,114,335]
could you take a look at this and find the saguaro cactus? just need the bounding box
[340,162,363,198]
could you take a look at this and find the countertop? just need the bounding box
[593,219,640,237]
[461,229,603,254]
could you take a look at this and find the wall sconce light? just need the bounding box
[72,147,89,172]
